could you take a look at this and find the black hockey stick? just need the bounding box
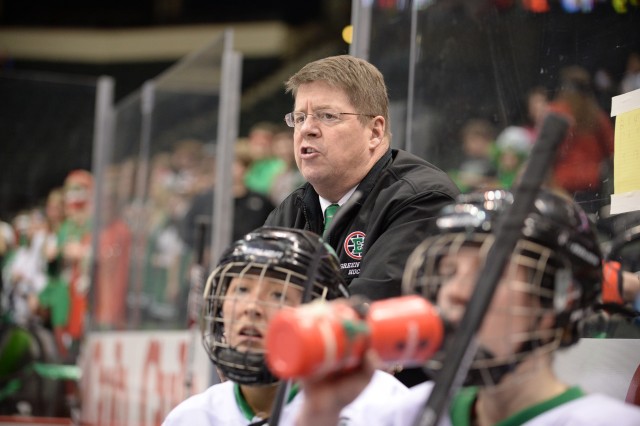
[267,191,362,426]
[413,112,570,426]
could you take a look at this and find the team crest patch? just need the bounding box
[344,231,366,260]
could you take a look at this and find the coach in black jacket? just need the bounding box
[265,55,459,302]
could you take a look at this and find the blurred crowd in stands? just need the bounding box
[449,64,617,218]
[0,120,301,366]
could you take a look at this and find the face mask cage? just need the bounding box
[403,232,582,387]
[201,260,332,385]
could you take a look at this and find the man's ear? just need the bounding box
[369,116,385,149]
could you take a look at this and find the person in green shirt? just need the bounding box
[243,121,287,195]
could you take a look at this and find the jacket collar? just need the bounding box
[297,148,393,234]
[354,148,393,199]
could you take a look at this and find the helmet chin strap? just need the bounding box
[214,347,279,386]
[464,313,550,388]
[463,345,520,387]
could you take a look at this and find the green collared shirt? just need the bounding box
[450,386,585,426]
[234,382,300,422]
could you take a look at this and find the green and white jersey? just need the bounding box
[163,369,408,426]
[373,381,640,426]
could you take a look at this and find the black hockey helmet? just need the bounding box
[201,226,349,385]
[403,188,602,385]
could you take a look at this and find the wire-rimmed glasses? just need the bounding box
[284,110,376,128]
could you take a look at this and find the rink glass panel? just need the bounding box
[93,36,225,331]
[357,0,640,337]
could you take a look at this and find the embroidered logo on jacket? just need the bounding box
[344,231,365,260]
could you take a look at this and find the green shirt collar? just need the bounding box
[450,386,585,426]
[234,382,300,421]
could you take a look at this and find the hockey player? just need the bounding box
[294,189,640,426]
[162,226,408,425]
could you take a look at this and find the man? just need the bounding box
[162,226,408,425]
[292,189,640,425]
[265,55,459,302]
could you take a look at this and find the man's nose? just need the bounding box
[299,114,320,135]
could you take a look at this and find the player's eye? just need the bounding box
[269,289,284,301]
[438,259,457,280]
[234,285,250,294]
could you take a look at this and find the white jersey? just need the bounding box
[162,369,408,426]
[369,381,640,426]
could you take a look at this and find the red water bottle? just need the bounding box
[265,295,444,380]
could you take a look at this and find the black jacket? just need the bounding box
[265,149,460,300]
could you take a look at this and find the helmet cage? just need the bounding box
[201,227,348,385]
[404,230,586,387]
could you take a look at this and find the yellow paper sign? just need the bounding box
[614,109,640,194]
[610,88,640,214]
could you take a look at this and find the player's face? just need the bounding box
[222,275,303,352]
[292,81,378,198]
[436,245,539,359]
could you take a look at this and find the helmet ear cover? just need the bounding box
[201,226,349,385]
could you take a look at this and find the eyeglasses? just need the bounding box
[284,110,376,128]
